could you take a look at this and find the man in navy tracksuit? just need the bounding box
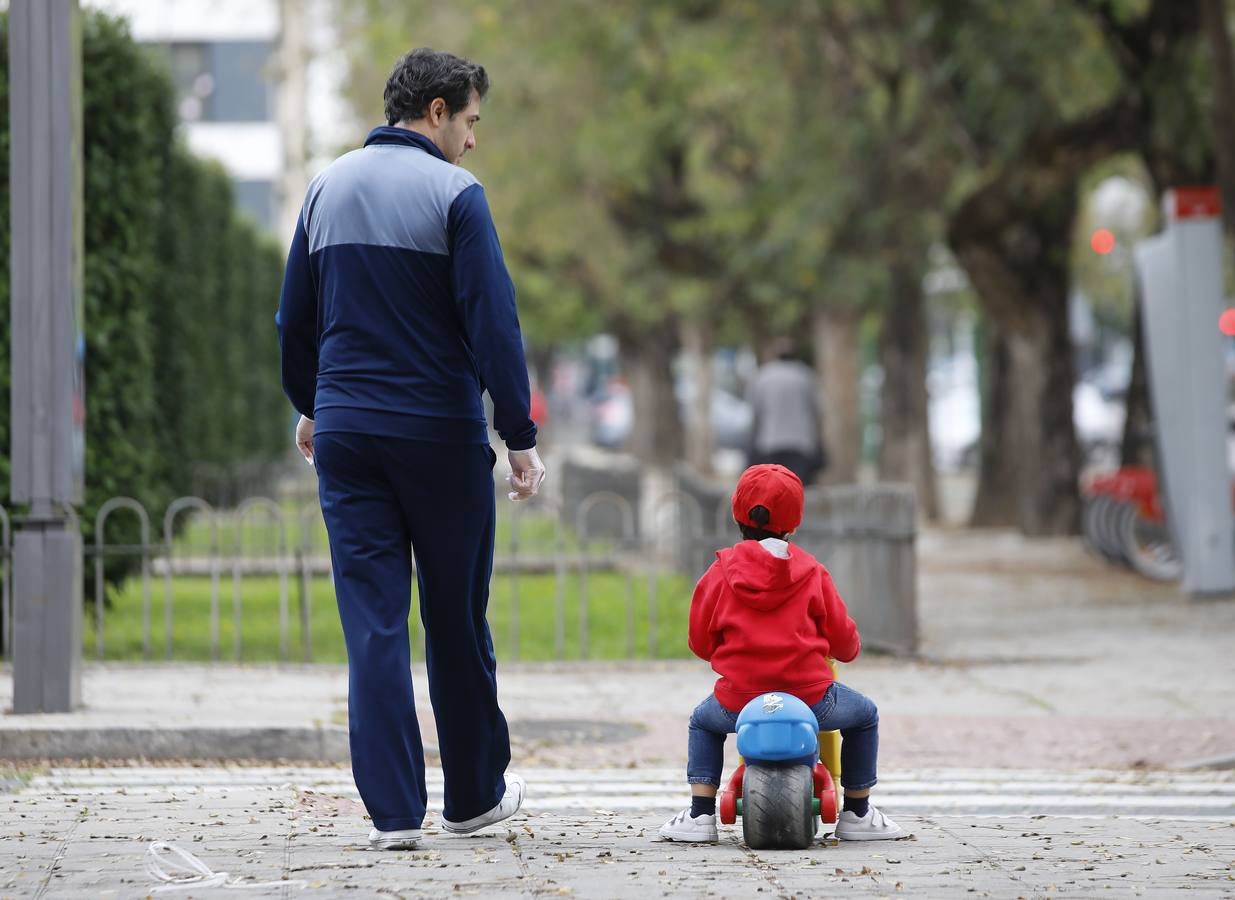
[276,48,544,851]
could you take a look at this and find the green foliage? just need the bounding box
[79,12,177,538]
[919,2,1119,166]
[0,11,287,580]
[339,1,800,345]
[147,150,288,499]
[338,0,1225,515]
[336,0,1222,339]
[336,1,974,350]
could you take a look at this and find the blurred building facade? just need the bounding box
[86,0,353,239]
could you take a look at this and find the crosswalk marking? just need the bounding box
[18,767,1235,821]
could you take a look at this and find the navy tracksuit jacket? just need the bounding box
[276,126,535,829]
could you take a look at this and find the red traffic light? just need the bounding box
[1090,228,1116,255]
[1219,309,1235,337]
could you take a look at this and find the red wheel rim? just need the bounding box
[820,784,838,824]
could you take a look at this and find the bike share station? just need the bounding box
[1084,186,1235,597]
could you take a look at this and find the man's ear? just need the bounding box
[428,97,447,125]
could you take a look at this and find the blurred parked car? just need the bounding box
[587,378,752,452]
[589,380,633,449]
[928,357,981,471]
[675,380,753,451]
[1073,379,1126,466]
[928,355,1129,470]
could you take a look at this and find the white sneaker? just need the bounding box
[834,805,906,841]
[441,773,526,835]
[658,808,719,843]
[368,827,422,850]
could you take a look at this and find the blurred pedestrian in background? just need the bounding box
[747,338,827,485]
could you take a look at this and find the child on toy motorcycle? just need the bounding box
[659,464,904,843]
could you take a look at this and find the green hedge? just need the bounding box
[150,148,287,499]
[0,11,287,574]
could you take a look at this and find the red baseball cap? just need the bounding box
[731,464,804,534]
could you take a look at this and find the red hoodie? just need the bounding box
[688,540,860,712]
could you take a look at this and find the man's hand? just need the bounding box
[295,415,315,464]
[507,446,546,501]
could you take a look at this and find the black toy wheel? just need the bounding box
[741,763,815,850]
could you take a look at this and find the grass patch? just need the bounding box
[91,496,680,662]
[86,569,693,663]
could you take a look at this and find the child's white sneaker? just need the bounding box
[441,773,526,835]
[658,809,719,843]
[834,805,905,841]
[368,827,422,850]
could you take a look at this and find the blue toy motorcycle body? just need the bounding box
[718,692,839,849]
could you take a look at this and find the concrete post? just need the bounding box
[8,0,85,712]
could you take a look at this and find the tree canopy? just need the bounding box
[338,0,1230,530]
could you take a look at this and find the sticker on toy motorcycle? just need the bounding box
[761,693,784,715]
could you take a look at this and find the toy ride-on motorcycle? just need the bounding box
[716,690,843,850]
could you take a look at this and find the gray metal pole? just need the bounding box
[1135,187,1235,596]
[9,0,85,713]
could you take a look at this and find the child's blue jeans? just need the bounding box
[687,682,879,791]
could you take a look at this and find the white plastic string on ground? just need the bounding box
[145,841,307,892]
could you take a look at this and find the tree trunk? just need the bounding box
[970,329,1018,526]
[945,94,1143,534]
[526,344,554,392]
[951,240,1082,535]
[878,263,939,519]
[1201,0,1235,237]
[1120,292,1154,467]
[619,328,683,547]
[620,328,683,468]
[1005,313,1082,534]
[679,318,714,476]
[812,304,862,485]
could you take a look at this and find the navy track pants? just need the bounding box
[313,432,509,830]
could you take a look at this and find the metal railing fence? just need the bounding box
[0,480,916,663]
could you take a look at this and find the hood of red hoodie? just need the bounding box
[717,541,818,611]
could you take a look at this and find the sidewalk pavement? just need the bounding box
[2,528,1235,896]
[3,769,1234,898]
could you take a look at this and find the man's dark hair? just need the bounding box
[737,505,787,542]
[384,48,489,125]
[770,336,801,362]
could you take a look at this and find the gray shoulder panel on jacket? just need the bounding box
[302,145,478,256]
